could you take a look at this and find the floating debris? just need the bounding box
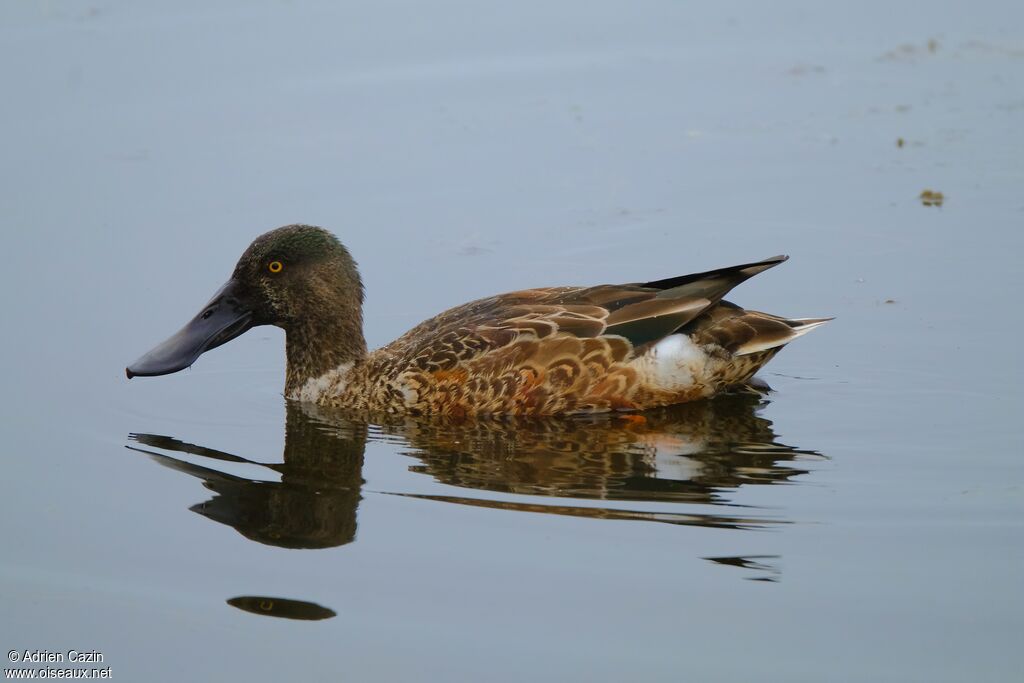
[879,39,940,62]
[920,189,945,207]
[788,63,826,77]
[896,137,905,148]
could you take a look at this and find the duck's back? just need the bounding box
[305,256,829,416]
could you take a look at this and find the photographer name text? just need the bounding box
[9,651,103,664]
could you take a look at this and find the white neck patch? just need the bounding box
[289,362,353,402]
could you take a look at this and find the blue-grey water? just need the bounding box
[2,2,1022,681]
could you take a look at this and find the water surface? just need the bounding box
[1,1,1022,681]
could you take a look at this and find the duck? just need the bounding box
[127,224,830,416]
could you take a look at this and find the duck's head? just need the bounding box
[127,224,365,380]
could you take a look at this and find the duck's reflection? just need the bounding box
[226,596,337,620]
[130,408,366,549]
[384,394,815,506]
[129,392,823,556]
[704,555,783,582]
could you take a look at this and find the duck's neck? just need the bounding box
[284,310,367,398]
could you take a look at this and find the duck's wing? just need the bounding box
[590,254,790,351]
[387,255,789,368]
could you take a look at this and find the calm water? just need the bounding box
[2,1,1022,681]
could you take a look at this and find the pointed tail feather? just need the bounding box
[734,316,833,356]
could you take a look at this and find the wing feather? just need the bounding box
[384,255,791,370]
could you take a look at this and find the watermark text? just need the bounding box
[6,650,110,679]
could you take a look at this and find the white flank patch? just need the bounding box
[290,362,353,402]
[647,335,707,391]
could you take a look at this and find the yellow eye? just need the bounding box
[268,260,283,274]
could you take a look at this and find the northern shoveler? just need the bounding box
[127,224,830,415]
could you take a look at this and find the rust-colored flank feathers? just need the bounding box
[128,225,831,416]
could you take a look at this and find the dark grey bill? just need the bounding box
[126,278,255,378]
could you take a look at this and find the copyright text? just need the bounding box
[5,651,110,679]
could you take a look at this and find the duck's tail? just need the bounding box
[703,313,832,390]
[732,315,833,356]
